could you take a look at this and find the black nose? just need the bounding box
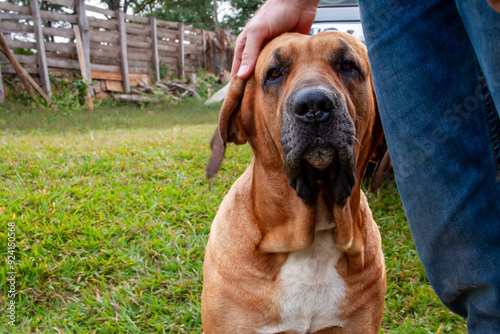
[290,88,335,124]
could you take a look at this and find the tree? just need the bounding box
[221,0,264,35]
[101,0,156,14]
[143,0,216,31]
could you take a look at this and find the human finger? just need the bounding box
[231,32,247,78]
[236,22,269,79]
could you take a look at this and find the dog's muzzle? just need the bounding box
[281,86,356,206]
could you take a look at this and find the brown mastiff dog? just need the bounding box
[203,31,385,334]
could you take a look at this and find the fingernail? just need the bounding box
[237,64,249,78]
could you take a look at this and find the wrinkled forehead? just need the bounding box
[255,32,368,79]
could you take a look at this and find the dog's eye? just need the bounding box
[341,61,357,73]
[266,68,283,82]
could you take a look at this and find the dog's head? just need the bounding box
[208,31,382,209]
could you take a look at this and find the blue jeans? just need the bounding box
[358,0,500,332]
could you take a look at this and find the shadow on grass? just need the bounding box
[0,99,222,134]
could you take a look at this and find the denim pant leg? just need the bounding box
[358,0,500,332]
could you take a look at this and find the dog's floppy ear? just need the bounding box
[206,77,247,179]
[357,81,384,182]
[333,81,384,265]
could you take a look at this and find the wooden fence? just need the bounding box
[0,0,236,95]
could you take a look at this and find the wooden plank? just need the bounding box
[76,0,91,85]
[0,32,52,104]
[88,17,118,30]
[91,71,122,80]
[90,42,120,52]
[125,26,150,37]
[89,47,119,59]
[89,31,119,45]
[1,65,39,74]
[123,13,149,24]
[128,59,152,68]
[126,22,149,30]
[44,0,76,7]
[202,29,207,70]
[157,43,177,53]
[104,75,153,90]
[156,19,178,29]
[157,27,178,40]
[185,34,202,43]
[91,64,120,73]
[45,41,76,54]
[43,26,74,39]
[0,21,35,34]
[5,39,36,50]
[40,9,77,23]
[89,29,120,41]
[0,53,37,64]
[127,33,151,44]
[185,44,204,52]
[127,38,151,49]
[116,10,129,93]
[74,25,93,110]
[128,66,150,74]
[158,55,178,64]
[0,2,31,14]
[178,22,185,78]
[105,80,123,92]
[125,22,151,34]
[185,53,200,61]
[0,65,4,103]
[130,73,153,86]
[31,0,51,97]
[157,38,179,46]
[46,57,80,69]
[90,56,119,66]
[128,49,152,59]
[85,5,116,18]
[91,71,153,85]
[150,17,160,82]
[0,14,33,20]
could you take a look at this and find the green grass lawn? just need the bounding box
[0,100,466,333]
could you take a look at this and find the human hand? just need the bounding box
[231,0,320,79]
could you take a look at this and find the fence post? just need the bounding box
[30,0,51,97]
[116,9,130,93]
[76,0,92,90]
[0,65,4,103]
[150,17,160,83]
[177,22,185,78]
[202,29,207,71]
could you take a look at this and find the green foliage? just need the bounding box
[194,68,224,100]
[13,48,35,55]
[159,61,170,81]
[222,0,264,35]
[50,77,88,114]
[2,76,90,113]
[150,0,216,31]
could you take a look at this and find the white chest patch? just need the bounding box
[257,230,346,334]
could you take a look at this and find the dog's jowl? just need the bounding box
[203,31,386,334]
